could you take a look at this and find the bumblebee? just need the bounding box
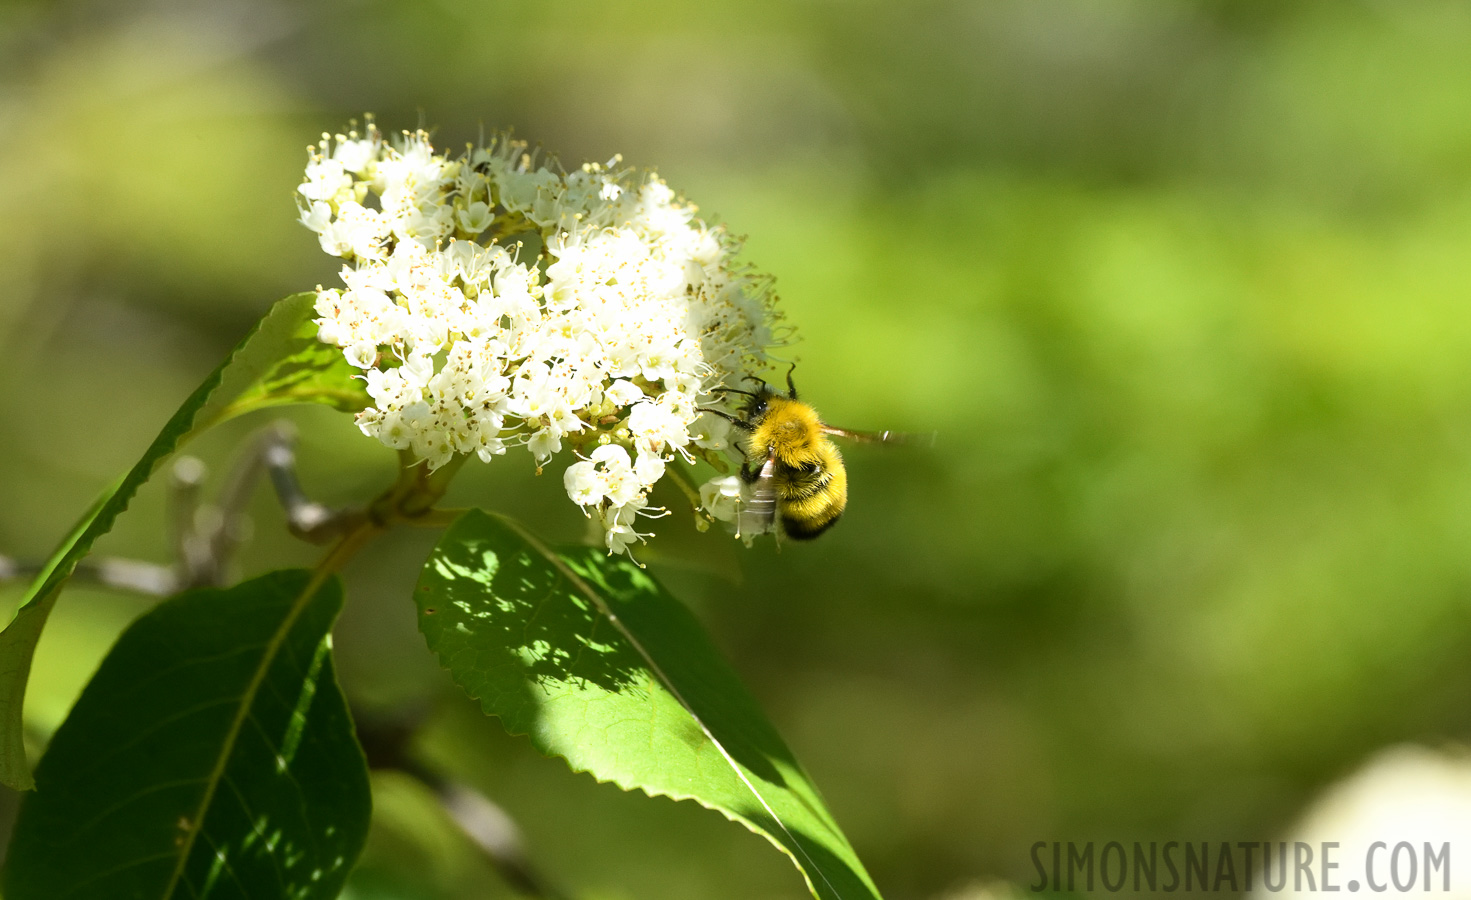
[705,372,903,540]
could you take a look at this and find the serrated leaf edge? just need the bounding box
[0,293,359,791]
[471,511,855,900]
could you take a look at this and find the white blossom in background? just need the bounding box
[1252,746,1471,899]
[299,120,783,553]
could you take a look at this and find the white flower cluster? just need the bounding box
[299,121,781,553]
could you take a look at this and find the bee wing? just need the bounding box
[821,426,937,448]
[738,453,779,537]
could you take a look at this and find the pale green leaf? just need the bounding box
[415,510,882,900]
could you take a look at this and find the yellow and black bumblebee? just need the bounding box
[705,372,905,540]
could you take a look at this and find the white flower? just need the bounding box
[604,520,642,555]
[563,460,605,507]
[526,429,563,463]
[456,201,495,234]
[627,394,696,459]
[633,451,666,485]
[690,411,732,450]
[331,135,378,175]
[700,475,743,523]
[299,158,353,204]
[603,379,645,408]
[299,201,332,234]
[298,121,785,554]
[601,501,651,554]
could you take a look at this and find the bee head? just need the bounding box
[742,390,771,420]
[706,382,774,422]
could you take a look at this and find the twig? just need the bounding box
[355,709,568,900]
[5,420,365,596]
[256,423,359,544]
[169,456,210,583]
[174,422,361,588]
[0,554,179,597]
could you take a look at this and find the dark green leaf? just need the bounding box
[3,569,370,900]
[415,510,883,900]
[0,292,367,789]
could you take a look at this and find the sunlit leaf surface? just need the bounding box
[416,510,882,900]
[3,569,370,900]
[0,292,366,790]
[203,294,369,423]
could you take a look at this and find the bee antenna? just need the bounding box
[697,407,753,430]
[709,386,761,399]
[784,362,799,400]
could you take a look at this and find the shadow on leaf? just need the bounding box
[414,510,883,900]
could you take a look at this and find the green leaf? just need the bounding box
[200,293,370,424]
[415,510,883,900]
[0,292,367,790]
[3,569,370,900]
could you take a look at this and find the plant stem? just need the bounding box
[313,514,383,582]
[667,460,705,511]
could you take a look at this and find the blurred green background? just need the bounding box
[5,1,1471,897]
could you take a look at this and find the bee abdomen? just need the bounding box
[781,506,843,540]
[778,463,847,540]
[778,466,834,500]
